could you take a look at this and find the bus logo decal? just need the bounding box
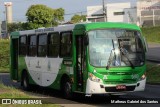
[36,60,41,68]
[28,60,30,67]
[48,60,51,71]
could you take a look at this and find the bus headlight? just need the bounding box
[89,73,102,83]
[140,73,146,80]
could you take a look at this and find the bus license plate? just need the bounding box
[116,85,126,90]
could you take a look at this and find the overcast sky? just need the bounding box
[0,0,136,22]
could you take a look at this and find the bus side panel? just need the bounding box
[48,60,73,90]
[18,56,36,85]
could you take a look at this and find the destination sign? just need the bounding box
[35,28,54,33]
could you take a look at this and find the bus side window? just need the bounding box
[28,35,37,56]
[19,35,27,56]
[48,32,60,57]
[38,34,47,57]
[60,32,72,57]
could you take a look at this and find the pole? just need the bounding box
[153,9,155,26]
[102,0,107,22]
[5,6,8,38]
[140,6,142,27]
[127,11,130,24]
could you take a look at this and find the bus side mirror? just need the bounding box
[84,36,89,46]
[143,36,148,52]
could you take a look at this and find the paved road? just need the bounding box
[147,43,160,62]
[0,73,160,107]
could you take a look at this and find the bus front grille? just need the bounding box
[104,79,137,84]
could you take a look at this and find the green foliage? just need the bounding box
[26,4,64,29]
[52,8,65,26]
[7,22,28,33]
[0,83,59,107]
[147,63,160,83]
[53,8,64,21]
[26,4,54,29]
[81,15,87,22]
[71,14,86,23]
[141,26,160,43]
[0,39,9,72]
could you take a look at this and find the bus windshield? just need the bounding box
[88,29,145,67]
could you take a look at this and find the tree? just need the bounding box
[26,4,64,29]
[71,15,86,23]
[53,8,65,26]
[7,22,25,33]
[26,4,53,29]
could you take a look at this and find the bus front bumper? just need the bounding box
[85,78,146,95]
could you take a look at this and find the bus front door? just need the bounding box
[11,38,18,80]
[76,36,84,91]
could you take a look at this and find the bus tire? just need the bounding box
[63,78,73,99]
[22,71,30,91]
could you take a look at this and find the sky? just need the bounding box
[0,0,136,22]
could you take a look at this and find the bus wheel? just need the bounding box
[63,79,73,99]
[22,72,30,91]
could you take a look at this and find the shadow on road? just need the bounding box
[147,46,160,62]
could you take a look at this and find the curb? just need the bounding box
[147,82,160,85]
[147,59,160,63]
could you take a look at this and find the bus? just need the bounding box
[10,22,147,98]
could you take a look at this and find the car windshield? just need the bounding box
[88,29,145,67]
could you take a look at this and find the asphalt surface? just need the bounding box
[147,43,160,63]
[0,73,160,107]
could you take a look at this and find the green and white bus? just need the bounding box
[10,22,147,98]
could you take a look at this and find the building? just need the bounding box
[87,0,160,27]
[87,2,137,24]
[137,0,160,27]
[87,5,104,22]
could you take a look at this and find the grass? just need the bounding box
[0,68,9,73]
[141,26,160,43]
[0,83,59,107]
[146,63,160,84]
[0,39,9,73]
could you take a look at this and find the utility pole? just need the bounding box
[102,0,107,22]
[5,5,8,38]
[153,9,155,26]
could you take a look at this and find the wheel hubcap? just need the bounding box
[23,77,27,88]
[65,82,71,95]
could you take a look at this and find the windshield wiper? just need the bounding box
[106,48,115,70]
[119,47,135,69]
